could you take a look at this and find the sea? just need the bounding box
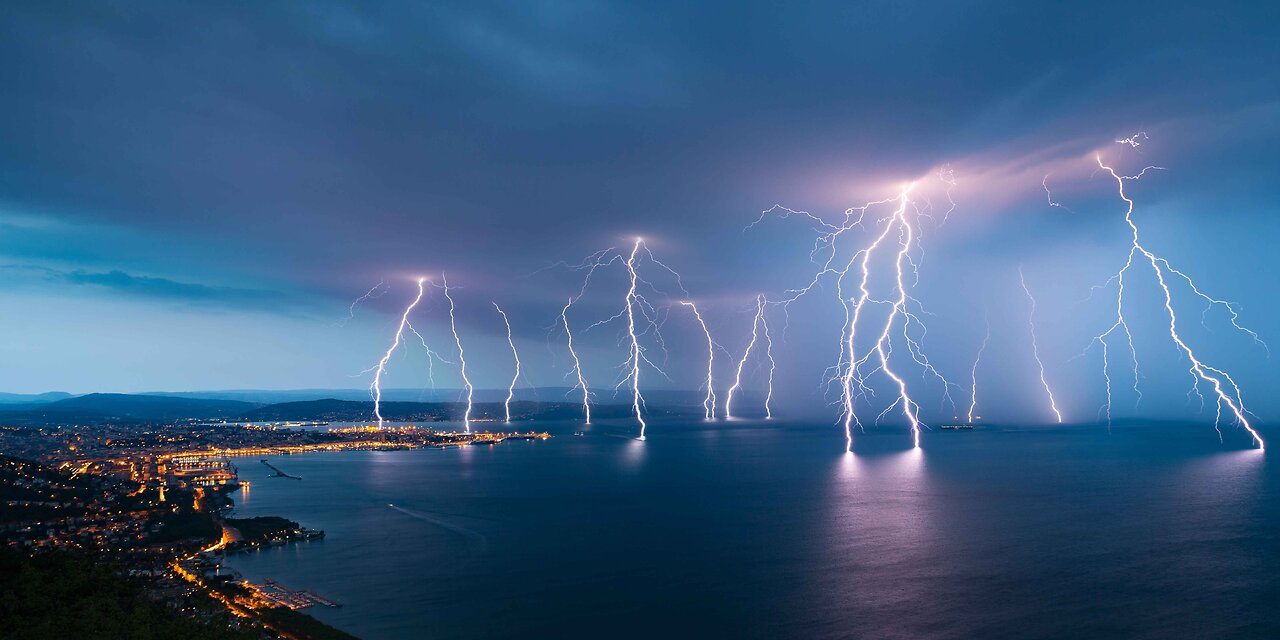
[221,419,1278,639]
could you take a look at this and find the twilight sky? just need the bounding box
[2,1,1278,429]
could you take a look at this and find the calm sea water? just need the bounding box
[222,420,1278,639]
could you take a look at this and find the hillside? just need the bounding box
[0,393,259,422]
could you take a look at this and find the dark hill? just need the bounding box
[0,391,75,405]
[6,393,259,421]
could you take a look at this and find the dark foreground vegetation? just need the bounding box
[0,549,253,640]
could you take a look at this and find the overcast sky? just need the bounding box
[2,1,1278,432]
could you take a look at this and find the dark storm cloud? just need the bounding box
[4,0,1275,306]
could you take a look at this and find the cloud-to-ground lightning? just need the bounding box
[623,239,647,440]
[967,314,990,424]
[336,279,388,326]
[755,178,960,450]
[369,278,426,428]
[761,301,775,419]
[557,237,690,439]
[724,294,774,419]
[724,296,762,420]
[493,302,521,423]
[681,300,718,419]
[442,274,474,433]
[1019,268,1063,423]
[561,297,591,424]
[1088,139,1264,449]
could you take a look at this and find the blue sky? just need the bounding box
[1,1,1278,430]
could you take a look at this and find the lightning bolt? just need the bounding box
[851,183,926,449]
[1042,174,1075,214]
[561,297,591,424]
[753,175,959,450]
[1089,140,1263,449]
[559,237,690,439]
[680,300,717,420]
[724,295,763,420]
[336,279,387,326]
[623,239,647,440]
[369,277,425,429]
[442,274,474,433]
[761,300,776,419]
[1019,268,1063,423]
[967,313,990,424]
[493,302,521,423]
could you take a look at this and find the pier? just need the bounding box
[260,459,301,480]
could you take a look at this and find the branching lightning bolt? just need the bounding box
[369,277,425,429]
[493,302,521,423]
[442,274,474,433]
[1020,268,1063,423]
[556,238,690,439]
[623,239,647,440]
[681,300,717,419]
[754,179,959,451]
[1088,140,1263,449]
[336,279,388,326]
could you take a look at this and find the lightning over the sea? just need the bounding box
[967,314,990,424]
[681,300,718,420]
[1020,268,1063,423]
[493,302,521,423]
[1089,138,1264,449]
[623,239,647,440]
[561,297,591,424]
[724,295,768,420]
[442,274,475,433]
[755,178,958,450]
[557,237,690,439]
[369,278,426,428]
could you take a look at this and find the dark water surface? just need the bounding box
[223,420,1278,639]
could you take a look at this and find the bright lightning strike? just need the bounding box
[761,301,776,419]
[755,178,958,451]
[442,274,474,434]
[724,294,770,420]
[680,300,717,420]
[623,239,647,440]
[557,238,688,439]
[369,278,425,429]
[1019,268,1063,423]
[561,297,591,424]
[493,302,522,423]
[967,313,990,424]
[1089,140,1263,449]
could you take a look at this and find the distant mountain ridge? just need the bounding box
[0,391,74,405]
[0,393,259,422]
[0,392,690,425]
